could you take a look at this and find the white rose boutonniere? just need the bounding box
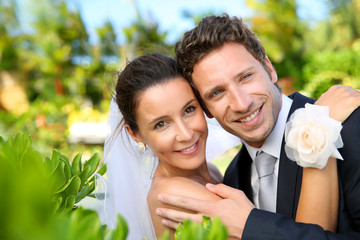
[285,103,344,169]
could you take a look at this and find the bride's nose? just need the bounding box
[175,121,193,142]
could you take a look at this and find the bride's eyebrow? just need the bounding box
[147,99,196,126]
[148,115,168,126]
[182,99,196,110]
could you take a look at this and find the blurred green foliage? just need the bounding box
[173,217,228,240]
[245,0,360,96]
[1,0,359,158]
[0,132,126,240]
[0,0,174,157]
[0,1,358,237]
[0,133,227,240]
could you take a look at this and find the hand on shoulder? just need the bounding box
[315,85,360,122]
[148,176,222,238]
[156,183,254,239]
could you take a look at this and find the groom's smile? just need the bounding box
[192,42,282,148]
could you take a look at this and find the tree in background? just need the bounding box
[301,0,360,98]
[244,0,359,98]
[121,0,172,60]
[245,0,307,92]
[19,0,91,99]
[1,0,359,154]
[0,0,20,71]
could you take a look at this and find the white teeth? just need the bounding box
[180,143,196,152]
[239,109,260,123]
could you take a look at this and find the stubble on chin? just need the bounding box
[241,133,268,148]
[236,121,276,148]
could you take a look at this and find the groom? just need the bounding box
[156,14,360,239]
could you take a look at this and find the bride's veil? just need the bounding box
[95,97,240,239]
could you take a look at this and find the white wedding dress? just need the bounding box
[94,98,240,240]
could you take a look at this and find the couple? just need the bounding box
[100,14,360,239]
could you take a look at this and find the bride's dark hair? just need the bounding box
[115,53,182,133]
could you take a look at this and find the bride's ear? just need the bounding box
[125,124,143,144]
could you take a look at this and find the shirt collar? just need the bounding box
[244,94,293,161]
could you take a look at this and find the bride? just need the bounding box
[96,53,358,239]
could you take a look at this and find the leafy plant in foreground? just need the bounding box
[0,133,228,240]
[46,149,106,213]
[0,133,124,240]
[158,216,228,240]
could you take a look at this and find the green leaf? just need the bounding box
[105,214,128,240]
[0,133,33,168]
[49,160,67,191]
[64,195,76,211]
[68,207,103,239]
[202,216,212,230]
[174,217,228,240]
[79,165,91,187]
[75,181,95,203]
[13,133,32,164]
[59,154,72,180]
[51,149,61,166]
[174,222,184,240]
[97,163,107,176]
[207,217,228,240]
[52,195,63,214]
[83,153,100,177]
[71,153,82,175]
[44,156,54,173]
[88,164,107,183]
[56,175,81,196]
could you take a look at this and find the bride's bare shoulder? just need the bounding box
[147,177,221,238]
[148,176,221,203]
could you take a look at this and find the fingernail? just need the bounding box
[206,183,214,188]
[156,208,162,216]
[158,194,163,201]
[161,219,168,227]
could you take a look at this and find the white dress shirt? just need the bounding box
[243,94,293,212]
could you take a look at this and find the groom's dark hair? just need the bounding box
[175,14,269,85]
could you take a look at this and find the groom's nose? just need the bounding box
[229,87,252,113]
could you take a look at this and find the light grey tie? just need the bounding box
[255,151,277,212]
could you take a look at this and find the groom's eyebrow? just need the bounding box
[203,66,255,99]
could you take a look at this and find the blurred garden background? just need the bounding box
[1,0,359,163]
[0,0,360,239]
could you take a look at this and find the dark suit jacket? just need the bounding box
[223,92,360,239]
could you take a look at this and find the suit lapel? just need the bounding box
[237,147,253,202]
[224,146,253,202]
[276,92,315,218]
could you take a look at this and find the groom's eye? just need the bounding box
[242,73,253,80]
[211,90,223,97]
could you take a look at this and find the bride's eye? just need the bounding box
[154,121,167,129]
[184,106,195,115]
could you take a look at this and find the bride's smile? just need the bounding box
[129,76,208,173]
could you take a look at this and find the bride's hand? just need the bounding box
[315,85,360,122]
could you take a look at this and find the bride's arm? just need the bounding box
[296,157,338,231]
[295,86,360,231]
